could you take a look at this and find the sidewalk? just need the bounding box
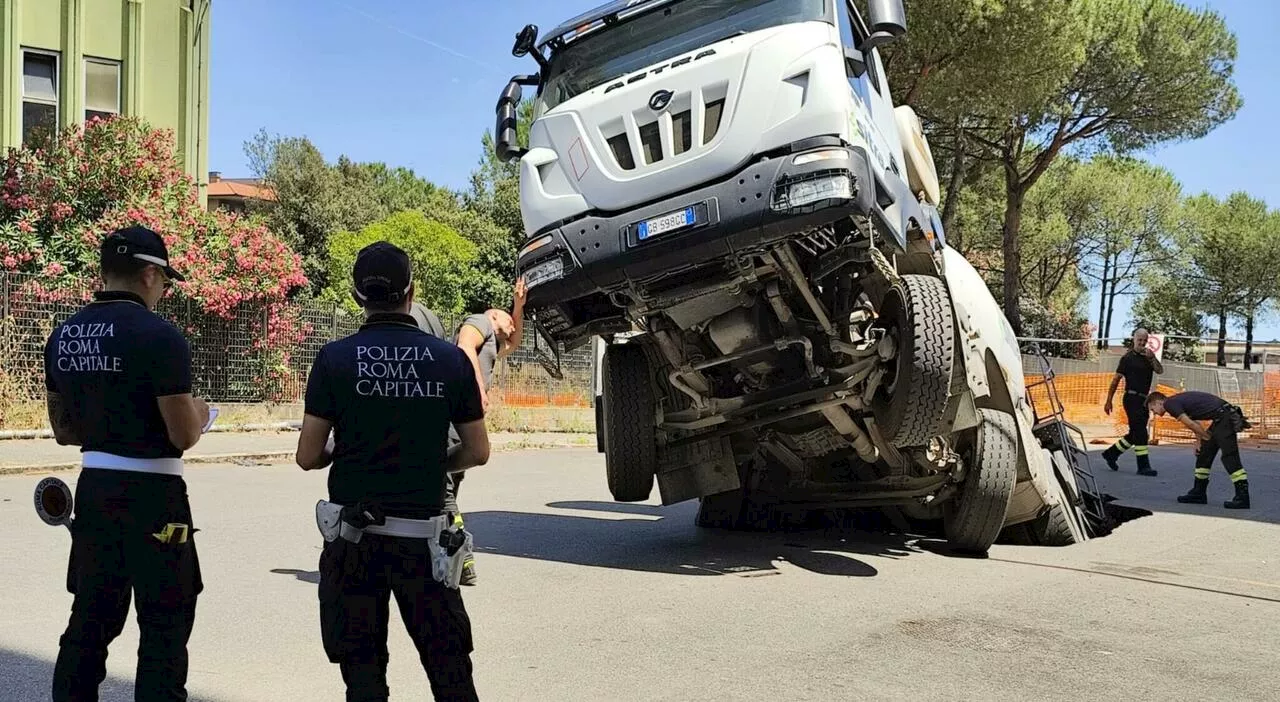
[0,430,596,475]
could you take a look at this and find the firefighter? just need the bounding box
[296,241,490,701]
[43,225,212,701]
[1147,390,1251,510]
[444,276,526,586]
[1102,328,1163,476]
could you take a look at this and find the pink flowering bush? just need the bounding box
[0,117,310,401]
[0,116,306,304]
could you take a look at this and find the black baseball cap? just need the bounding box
[353,241,412,305]
[101,225,185,282]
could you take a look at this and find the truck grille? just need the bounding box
[600,82,729,172]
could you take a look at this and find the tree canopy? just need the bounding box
[887,0,1241,332]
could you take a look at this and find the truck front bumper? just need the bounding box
[516,138,877,312]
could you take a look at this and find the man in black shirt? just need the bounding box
[1148,390,1251,509]
[43,225,213,701]
[296,242,490,701]
[1102,328,1163,477]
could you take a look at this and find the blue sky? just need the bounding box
[205,0,1280,340]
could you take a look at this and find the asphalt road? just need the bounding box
[1,446,1277,701]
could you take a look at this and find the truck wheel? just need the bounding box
[1024,451,1086,545]
[601,343,657,502]
[944,409,1018,554]
[873,274,957,447]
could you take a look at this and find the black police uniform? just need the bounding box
[305,311,484,701]
[1165,391,1252,509]
[1102,349,1158,475]
[43,289,203,702]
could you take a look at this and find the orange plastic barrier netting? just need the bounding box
[1023,371,1280,446]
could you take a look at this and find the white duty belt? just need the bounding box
[315,500,446,541]
[82,451,183,476]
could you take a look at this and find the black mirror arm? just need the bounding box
[860,30,902,51]
[843,48,868,78]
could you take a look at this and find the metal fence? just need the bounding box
[0,272,594,428]
[6,267,1275,444]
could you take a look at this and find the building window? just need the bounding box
[22,50,59,143]
[84,58,122,122]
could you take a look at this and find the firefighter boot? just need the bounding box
[1102,445,1122,472]
[1135,450,1157,477]
[1177,478,1209,505]
[1224,480,1250,510]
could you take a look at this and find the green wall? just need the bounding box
[0,0,211,202]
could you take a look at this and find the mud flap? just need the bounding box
[655,436,740,506]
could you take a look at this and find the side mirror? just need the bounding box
[863,0,907,49]
[512,24,539,58]
[495,75,537,163]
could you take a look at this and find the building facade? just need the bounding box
[0,0,211,200]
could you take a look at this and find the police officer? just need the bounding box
[445,276,526,586]
[43,225,211,701]
[1101,328,1163,476]
[1147,390,1252,510]
[296,241,490,701]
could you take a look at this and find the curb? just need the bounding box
[0,436,597,477]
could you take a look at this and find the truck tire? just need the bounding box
[873,274,957,448]
[945,408,1018,554]
[601,343,657,502]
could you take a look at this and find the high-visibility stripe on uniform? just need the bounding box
[1230,469,1248,483]
[1117,438,1133,450]
[1133,446,1149,456]
[1195,468,1211,479]
[453,513,465,528]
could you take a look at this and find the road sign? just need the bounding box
[1146,333,1165,362]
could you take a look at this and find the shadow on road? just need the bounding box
[462,500,930,577]
[0,647,230,702]
[270,568,320,584]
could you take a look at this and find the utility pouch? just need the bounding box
[430,525,473,590]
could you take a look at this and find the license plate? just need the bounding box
[524,256,564,289]
[637,206,696,241]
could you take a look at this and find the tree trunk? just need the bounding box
[1217,309,1228,367]
[1002,183,1026,335]
[1103,253,1126,348]
[940,128,966,250]
[1103,289,1116,348]
[1244,312,1254,370]
[1096,254,1110,349]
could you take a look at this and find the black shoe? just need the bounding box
[1104,455,1120,472]
[1177,478,1209,504]
[1224,480,1250,510]
[1137,468,1158,477]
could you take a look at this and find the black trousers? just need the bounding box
[1196,413,1246,476]
[318,533,477,702]
[53,469,202,702]
[1122,393,1150,447]
[443,425,464,516]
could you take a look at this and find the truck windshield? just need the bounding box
[539,0,828,111]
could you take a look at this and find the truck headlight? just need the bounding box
[523,256,565,289]
[771,173,854,211]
